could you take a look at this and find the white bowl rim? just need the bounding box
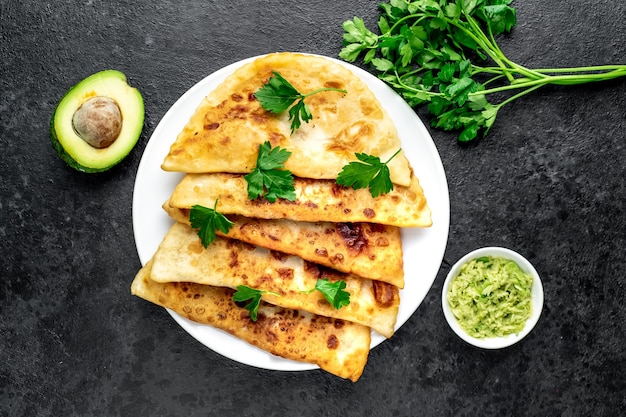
[441,246,544,349]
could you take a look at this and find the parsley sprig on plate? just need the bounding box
[303,279,351,310]
[244,141,296,202]
[340,0,626,141]
[232,286,279,322]
[336,149,401,197]
[189,200,234,247]
[255,71,347,133]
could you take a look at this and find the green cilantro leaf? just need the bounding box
[232,286,265,321]
[314,279,351,309]
[244,141,296,202]
[371,57,395,72]
[287,100,312,132]
[336,149,401,198]
[480,4,517,34]
[339,43,368,62]
[253,71,301,114]
[255,71,347,133]
[342,17,379,46]
[459,122,479,142]
[444,76,478,105]
[189,200,234,248]
[438,62,456,83]
[302,279,351,309]
[340,17,380,62]
[233,285,282,321]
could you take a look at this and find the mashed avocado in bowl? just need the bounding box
[442,247,543,349]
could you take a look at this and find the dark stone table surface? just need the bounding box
[2,1,625,416]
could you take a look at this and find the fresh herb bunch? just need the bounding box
[340,0,626,141]
[189,201,234,247]
[337,149,401,197]
[255,71,347,133]
[244,141,296,202]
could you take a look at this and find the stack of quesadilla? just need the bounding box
[131,52,432,382]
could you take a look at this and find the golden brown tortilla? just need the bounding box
[163,202,405,288]
[167,172,432,228]
[161,52,413,187]
[132,260,371,381]
[149,222,400,338]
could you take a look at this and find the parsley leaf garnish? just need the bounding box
[303,278,351,310]
[255,71,347,133]
[336,149,401,197]
[339,0,626,142]
[232,285,265,321]
[189,200,234,248]
[315,279,351,309]
[244,141,296,202]
[232,285,281,321]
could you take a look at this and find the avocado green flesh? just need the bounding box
[447,256,533,338]
[50,70,144,173]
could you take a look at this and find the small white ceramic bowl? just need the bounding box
[441,247,544,349]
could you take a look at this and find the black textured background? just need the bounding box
[1,1,625,416]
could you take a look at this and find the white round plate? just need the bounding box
[132,54,450,371]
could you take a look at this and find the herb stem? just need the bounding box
[474,65,626,76]
[481,74,508,87]
[384,148,403,164]
[493,83,546,109]
[464,13,547,82]
[476,69,626,97]
[302,87,347,98]
[527,65,626,75]
[463,14,517,82]
[394,68,441,97]
[387,13,428,35]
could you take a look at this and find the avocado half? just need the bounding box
[50,70,144,173]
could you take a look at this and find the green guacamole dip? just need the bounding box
[447,256,533,339]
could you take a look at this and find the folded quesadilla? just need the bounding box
[150,222,400,338]
[132,260,371,381]
[167,172,431,228]
[161,52,413,187]
[163,202,405,288]
[132,51,439,379]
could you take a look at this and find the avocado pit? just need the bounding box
[72,96,122,148]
